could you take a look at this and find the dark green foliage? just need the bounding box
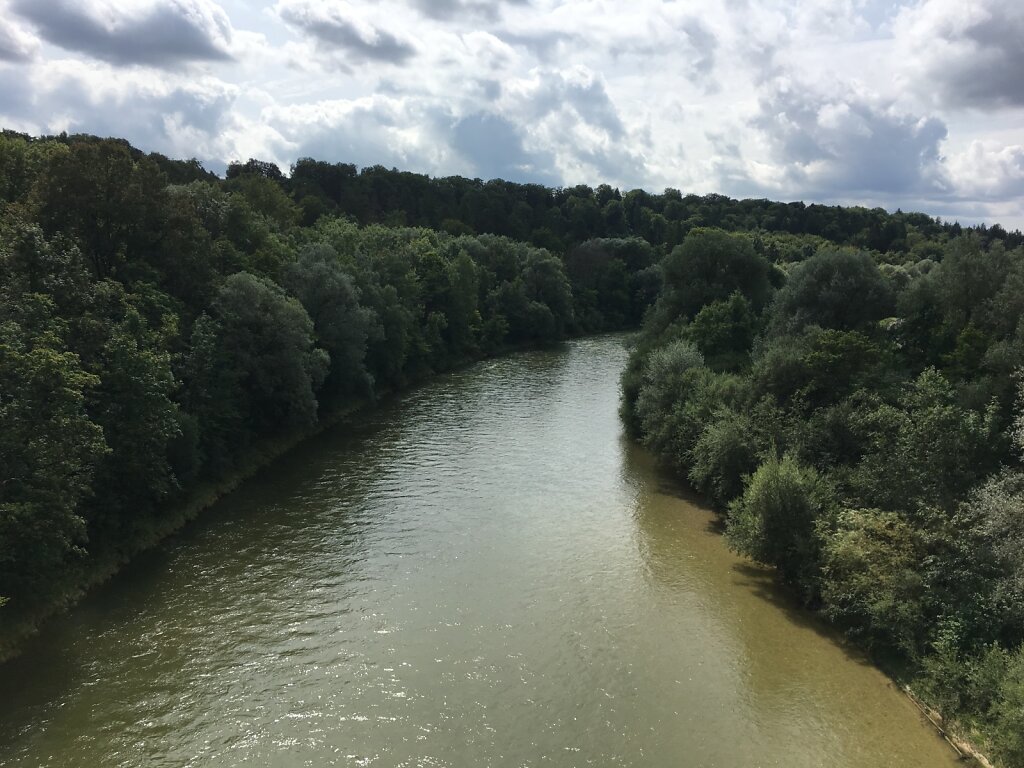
[188,273,329,452]
[281,244,376,400]
[0,297,106,607]
[848,369,1002,513]
[688,292,757,371]
[767,249,894,334]
[660,228,773,320]
[0,133,600,632]
[29,140,167,280]
[564,238,657,331]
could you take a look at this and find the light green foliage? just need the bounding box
[726,453,832,597]
[634,339,705,458]
[968,470,1024,638]
[850,368,1002,512]
[990,646,1024,766]
[821,508,926,655]
[689,408,760,505]
[0,133,70,203]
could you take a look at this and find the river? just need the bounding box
[0,335,959,767]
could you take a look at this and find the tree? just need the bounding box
[186,273,329,461]
[688,291,757,371]
[821,508,926,654]
[30,139,167,279]
[282,243,376,399]
[660,228,772,320]
[0,297,107,606]
[768,248,894,334]
[81,315,182,543]
[727,453,832,598]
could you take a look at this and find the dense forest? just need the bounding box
[621,229,1024,764]
[3,130,1024,764]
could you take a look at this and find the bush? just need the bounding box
[990,645,1024,766]
[689,408,761,506]
[726,453,833,599]
[821,508,926,655]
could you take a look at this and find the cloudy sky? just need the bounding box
[1,0,1022,229]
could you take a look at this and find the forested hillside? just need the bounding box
[3,129,1024,764]
[0,131,661,655]
[621,228,1024,764]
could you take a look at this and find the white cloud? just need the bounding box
[947,141,1024,200]
[893,0,1024,109]
[274,0,417,69]
[0,3,39,63]
[0,59,238,160]
[0,0,1022,229]
[9,0,235,68]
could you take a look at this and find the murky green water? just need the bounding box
[0,336,958,767]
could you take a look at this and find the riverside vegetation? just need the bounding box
[2,130,1024,764]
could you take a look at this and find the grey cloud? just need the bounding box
[0,66,33,114]
[681,18,716,80]
[411,0,529,22]
[496,30,577,63]
[0,66,236,162]
[899,0,1024,109]
[504,69,647,186]
[10,0,233,68]
[941,12,1024,107]
[452,112,559,184]
[605,15,719,90]
[277,1,415,66]
[522,71,625,141]
[0,16,36,62]
[750,83,949,198]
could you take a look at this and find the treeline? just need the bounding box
[278,157,1022,256]
[0,131,659,650]
[621,228,1024,765]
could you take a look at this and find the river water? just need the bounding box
[0,336,958,767]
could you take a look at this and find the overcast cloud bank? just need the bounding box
[1,0,1022,228]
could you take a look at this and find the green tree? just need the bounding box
[660,228,772,320]
[768,248,894,334]
[821,508,926,654]
[689,291,758,371]
[282,243,376,399]
[187,273,329,453]
[727,453,832,598]
[0,297,107,607]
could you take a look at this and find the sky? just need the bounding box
[1,0,1022,229]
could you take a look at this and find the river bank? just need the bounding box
[0,336,565,664]
[0,394,374,663]
[0,336,966,767]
